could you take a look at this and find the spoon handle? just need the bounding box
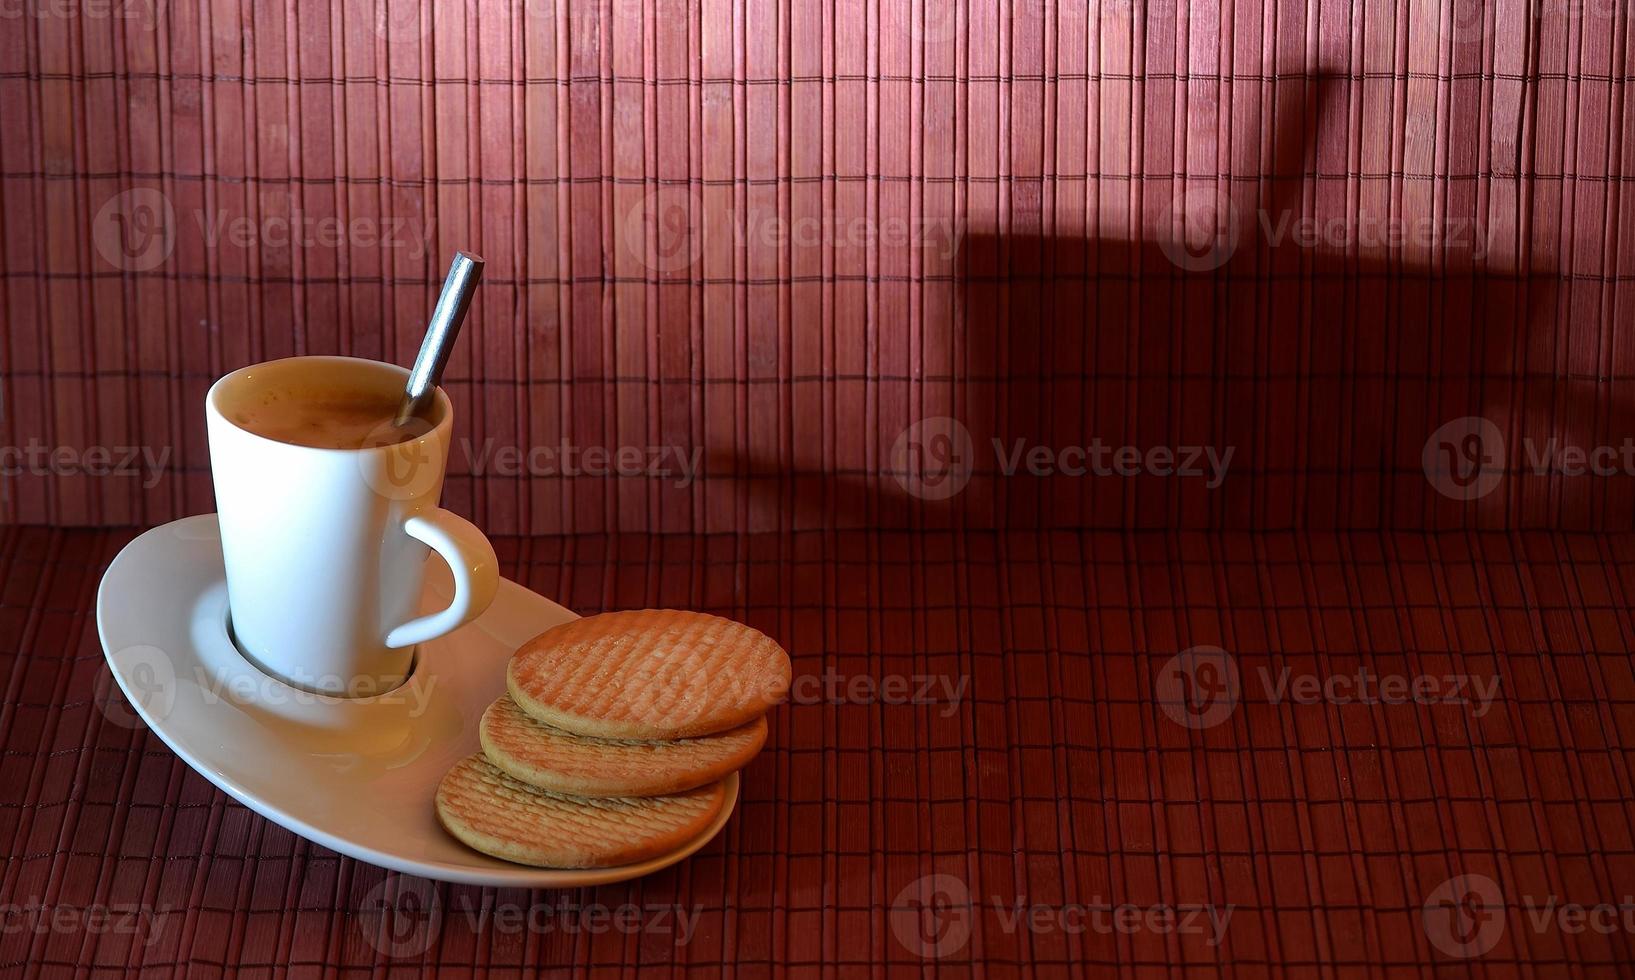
[395,251,485,426]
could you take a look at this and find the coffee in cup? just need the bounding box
[227,383,420,450]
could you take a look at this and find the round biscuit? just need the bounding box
[435,754,726,868]
[480,695,767,797]
[508,610,791,739]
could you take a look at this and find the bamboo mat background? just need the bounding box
[1,0,1632,535]
[7,525,1635,974]
[5,5,1635,975]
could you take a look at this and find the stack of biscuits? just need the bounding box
[435,609,791,868]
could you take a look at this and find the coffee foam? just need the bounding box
[231,384,416,450]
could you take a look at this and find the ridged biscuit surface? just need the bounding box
[480,695,767,796]
[508,610,792,738]
[435,754,726,868]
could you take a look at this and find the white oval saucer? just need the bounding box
[95,514,739,887]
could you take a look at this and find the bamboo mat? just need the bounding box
[3,1,1631,533]
[4,525,1635,974]
[4,4,1634,975]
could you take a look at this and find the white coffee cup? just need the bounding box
[205,355,498,696]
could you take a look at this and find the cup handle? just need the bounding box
[383,508,500,649]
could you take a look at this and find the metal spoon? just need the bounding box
[394,251,485,427]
